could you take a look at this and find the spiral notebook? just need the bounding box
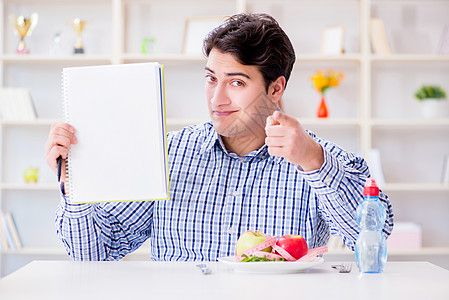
[62,63,169,203]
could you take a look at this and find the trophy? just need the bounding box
[72,18,86,54]
[12,13,38,54]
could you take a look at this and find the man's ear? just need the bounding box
[268,76,286,104]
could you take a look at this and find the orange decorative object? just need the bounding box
[317,95,328,118]
[310,69,344,119]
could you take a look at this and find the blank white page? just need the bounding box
[62,63,169,203]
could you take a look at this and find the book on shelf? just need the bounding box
[62,62,169,203]
[0,211,22,251]
[442,154,449,184]
[4,211,22,249]
[370,18,392,55]
[436,24,449,55]
[0,213,9,250]
[368,148,386,187]
[0,88,37,121]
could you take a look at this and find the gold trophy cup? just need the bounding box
[72,18,86,54]
[13,13,38,54]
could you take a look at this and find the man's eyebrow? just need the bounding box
[205,67,251,79]
[226,72,251,79]
[205,67,215,74]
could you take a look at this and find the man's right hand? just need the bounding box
[45,122,77,183]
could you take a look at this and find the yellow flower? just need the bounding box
[310,70,344,94]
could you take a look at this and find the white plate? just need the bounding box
[217,256,324,274]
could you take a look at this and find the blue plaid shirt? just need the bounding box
[56,121,394,261]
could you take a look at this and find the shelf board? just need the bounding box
[371,54,449,62]
[122,53,206,62]
[1,54,112,64]
[3,118,445,127]
[382,183,449,192]
[388,247,449,256]
[371,118,449,127]
[122,247,151,260]
[1,118,202,127]
[107,53,364,63]
[297,53,362,62]
[1,118,62,126]
[167,118,208,126]
[5,53,445,64]
[326,247,449,256]
[298,118,361,126]
[1,183,59,191]
[3,0,110,3]
[1,118,361,128]
[1,247,67,255]
[167,118,361,127]
[3,246,449,257]
[0,118,203,127]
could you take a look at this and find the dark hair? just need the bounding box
[203,13,296,92]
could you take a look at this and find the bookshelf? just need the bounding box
[1,0,449,277]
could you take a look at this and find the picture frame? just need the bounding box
[182,17,223,55]
[320,25,345,55]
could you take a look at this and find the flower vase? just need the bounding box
[317,95,328,118]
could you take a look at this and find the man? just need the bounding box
[45,13,393,261]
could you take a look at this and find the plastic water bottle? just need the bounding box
[355,178,387,273]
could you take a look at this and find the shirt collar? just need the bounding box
[198,123,220,155]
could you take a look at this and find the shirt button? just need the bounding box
[239,158,245,163]
[232,190,239,197]
[227,227,233,234]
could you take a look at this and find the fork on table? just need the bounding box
[332,263,352,273]
[196,263,212,275]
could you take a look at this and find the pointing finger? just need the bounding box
[266,115,280,128]
[271,111,298,127]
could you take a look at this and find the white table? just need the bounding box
[0,260,448,300]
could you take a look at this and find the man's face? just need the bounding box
[205,48,278,140]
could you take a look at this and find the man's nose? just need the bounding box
[211,83,231,106]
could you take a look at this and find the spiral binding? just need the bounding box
[61,69,74,200]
